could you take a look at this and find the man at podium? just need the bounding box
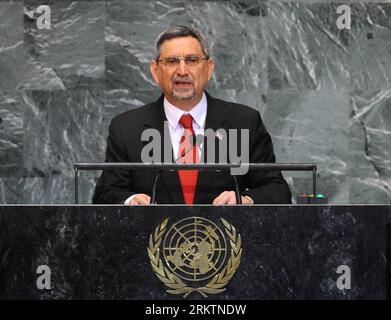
[93,26,291,205]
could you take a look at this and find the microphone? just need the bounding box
[174,134,203,162]
[195,132,222,166]
[191,134,204,147]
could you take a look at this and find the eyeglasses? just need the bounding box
[157,55,208,67]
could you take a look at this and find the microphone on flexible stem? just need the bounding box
[173,134,204,163]
[151,134,203,204]
[151,170,161,204]
[192,134,204,148]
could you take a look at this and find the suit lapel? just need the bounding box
[143,95,184,204]
[193,92,228,204]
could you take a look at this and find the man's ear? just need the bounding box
[207,58,215,81]
[150,60,160,84]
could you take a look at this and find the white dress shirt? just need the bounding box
[163,92,207,160]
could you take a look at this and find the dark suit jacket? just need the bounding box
[93,92,292,204]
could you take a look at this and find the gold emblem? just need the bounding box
[147,217,242,298]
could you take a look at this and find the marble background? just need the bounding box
[0,0,390,204]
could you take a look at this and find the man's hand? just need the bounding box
[128,194,151,205]
[212,191,253,205]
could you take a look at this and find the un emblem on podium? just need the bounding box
[147,217,242,298]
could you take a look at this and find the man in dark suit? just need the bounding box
[93,26,291,205]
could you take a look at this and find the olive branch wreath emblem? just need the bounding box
[147,217,242,298]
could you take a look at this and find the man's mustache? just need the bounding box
[172,77,194,84]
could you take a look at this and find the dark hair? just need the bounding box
[155,26,209,61]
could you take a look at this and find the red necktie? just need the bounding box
[177,114,199,204]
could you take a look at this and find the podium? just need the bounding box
[0,205,389,299]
